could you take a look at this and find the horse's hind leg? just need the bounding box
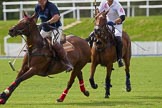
[123,56,131,92]
[89,62,98,89]
[77,71,89,97]
[56,67,89,102]
[56,70,77,102]
[105,64,113,98]
[0,68,35,104]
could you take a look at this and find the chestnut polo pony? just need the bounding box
[0,12,91,104]
[89,11,132,98]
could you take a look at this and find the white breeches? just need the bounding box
[109,24,123,37]
[40,26,63,45]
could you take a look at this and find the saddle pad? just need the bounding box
[63,41,74,52]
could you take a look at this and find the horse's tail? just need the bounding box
[125,32,132,58]
[123,31,132,59]
[127,37,132,59]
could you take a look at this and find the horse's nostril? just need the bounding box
[8,28,15,36]
[9,28,14,33]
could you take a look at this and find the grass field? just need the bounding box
[0,57,162,108]
[1,16,162,55]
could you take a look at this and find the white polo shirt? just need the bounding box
[98,0,125,37]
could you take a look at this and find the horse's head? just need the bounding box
[94,11,114,45]
[95,11,107,27]
[9,11,36,37]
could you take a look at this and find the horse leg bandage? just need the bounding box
[79,80,86,92]
[59,89,68,101]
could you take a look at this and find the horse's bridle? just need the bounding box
[15,19,31,37]
[93,13,115,51]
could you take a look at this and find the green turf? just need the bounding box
[1,16,162,55]
[0,57,162,108]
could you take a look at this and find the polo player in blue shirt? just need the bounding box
[33,0,73,72]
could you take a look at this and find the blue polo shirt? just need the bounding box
[35,1,62,32]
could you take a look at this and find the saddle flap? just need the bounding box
[63,41,74,52]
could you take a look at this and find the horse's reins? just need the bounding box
[48,25,60,44]
[16,22,50,69]
[95,9,147,51]
[19,21,31,68]
[94,12,115,41]
[8,19,31,71]
[111,25,147,51]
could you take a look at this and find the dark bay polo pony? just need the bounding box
[0,13,91,104]
[89,11,132,98]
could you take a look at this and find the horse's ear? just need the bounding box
[94,9,99,16]
[104,10,109,15]
[31,13,36,19]
[30,13,37,23]
[23,11,28,18]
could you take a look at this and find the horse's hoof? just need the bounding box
[83,91,90,97]
[126,87,131,92]
[110,84,112,87]
[104,95,110,98]
[0,99,5,104]
[112,67,114,70]
[89,79,98,89]
[91,84,98,89]
[56,98,63,103]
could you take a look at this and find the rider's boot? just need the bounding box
[115,36,124,67]
[52,42,73,72]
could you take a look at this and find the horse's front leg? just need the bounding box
[16,53,29,78]
[0,67,36,104]
[89,61,98,89]
[105,64,113,98]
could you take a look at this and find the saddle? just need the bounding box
[44,34,74,59]
[61,34,74,52]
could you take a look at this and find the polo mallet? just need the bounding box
[8,44,26,71]
[8,61,16,71]
[94,0,97,16]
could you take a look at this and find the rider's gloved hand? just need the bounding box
[40,22,50,28]
[107,21,116,26]
[39,22,51,30]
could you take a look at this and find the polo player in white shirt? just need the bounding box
[86,0,126,67]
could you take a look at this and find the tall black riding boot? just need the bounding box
[85,32,95,48]
[115,36,124,67]
[52,42,73,72]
